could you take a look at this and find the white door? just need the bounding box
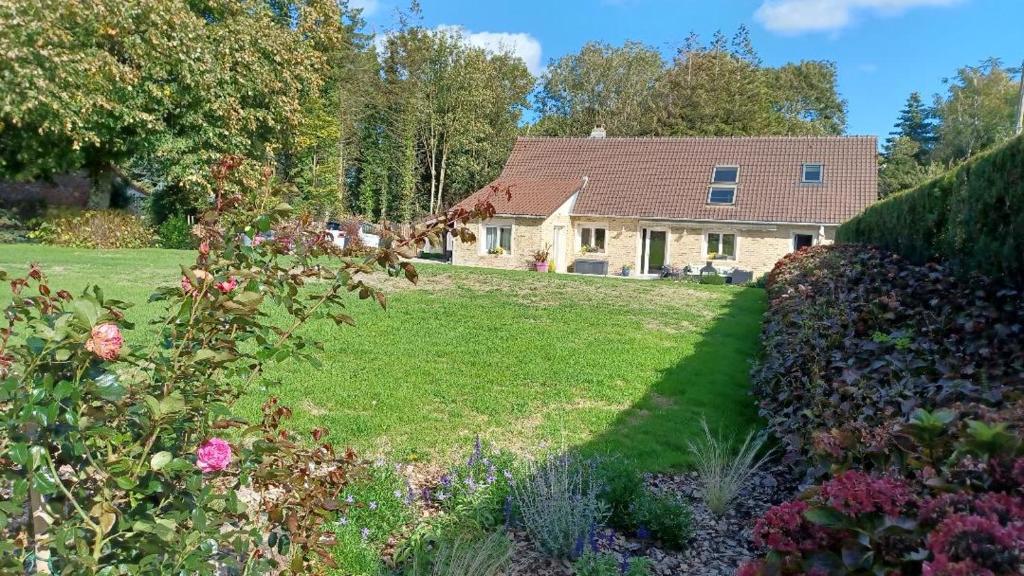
[552,226,565,272]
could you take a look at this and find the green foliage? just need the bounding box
[29,210,154,249]
[593,457,645,530]
[839,135,1024,286]
[931,58,1020,164]
[433,439,518,530]
[0,0,349,204]
[574,551,653,576]
[626,491,694,549]
[535,41,666,137]
[0,208,32,244]
[687,419,773,516]
[534,27,845,138]
[332,464,417,574]
[699,274,726,285]
[157,214,196,250]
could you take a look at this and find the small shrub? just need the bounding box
[698,274,725,285]
[593,457,645,530]
[29,209,154,248]
[627,491,693,549]
[157,213,197,249]
[687,419,774,516]
[0,208,32,243]
[511,453,608,558]
[574,551,653,576]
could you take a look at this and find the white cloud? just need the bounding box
[438,25,544,76]
[754,0,961,34]
[376,25,544,76]
[349,0,380,18]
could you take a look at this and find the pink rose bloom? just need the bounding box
[215,277,238,294]
[196,438,232,473]
[85,323,123,360]
[181,269,212,296]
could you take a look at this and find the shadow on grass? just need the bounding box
[575,286,767,471]
[362,286,767,574]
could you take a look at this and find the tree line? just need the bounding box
[879,58,1022,197]
[3,1,1015,221]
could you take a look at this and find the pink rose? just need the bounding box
[215,277,238,294]
[85,323,123,361]
[196,438,232,473]
[181,269,212,296]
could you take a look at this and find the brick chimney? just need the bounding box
[589,125,606,138]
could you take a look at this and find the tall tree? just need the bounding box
[931,58,1019,164]
[878,136,932,197]
[656,27,846,136]
[886,92,935,163]
[0,0,339,209]
[534,41,666,137]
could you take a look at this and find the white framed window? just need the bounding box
[706,232,737,260]
[483,223,512,254]
[793,233,814,251]
[707,186,736,205]
[712,165,739,184]
[578,226,606,253]
[802,163,823,183]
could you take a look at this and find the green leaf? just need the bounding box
[159,392,186,415]
[150,451,172,471]
[804,506,846,528]
[153,518,178,542]
[9,443,30,467]
[71,299,100,327]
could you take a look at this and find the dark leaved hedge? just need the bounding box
[743,245,1024,576]
[753,245,1023,459]
[837,135,1024,287]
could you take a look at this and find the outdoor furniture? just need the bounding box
[574,259,608,275]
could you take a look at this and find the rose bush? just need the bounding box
[0,156,504,574]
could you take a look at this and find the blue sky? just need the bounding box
[353,0,1023,138]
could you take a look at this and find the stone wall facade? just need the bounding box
[452,213,836,278]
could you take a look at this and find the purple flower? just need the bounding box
[361,527,370,540]
[572,535,585,559]
[368,501,378,511]
[345,494,355,504]
[436,490,448,501]
[635,526,651,540]
[503,470,513,481]
[393,489,403,500]
[337,516,348,526]
[440,474,452,487]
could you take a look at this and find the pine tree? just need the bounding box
[886,92,935,163]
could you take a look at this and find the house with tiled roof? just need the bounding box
[453,130,878,279]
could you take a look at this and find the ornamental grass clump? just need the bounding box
[0,155,502,574]
[510,452,608,558]
[687,418,774,516]
[405,531,512,576]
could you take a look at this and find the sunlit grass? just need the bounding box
[0,244,765,471]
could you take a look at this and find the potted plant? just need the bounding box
[621,264,633,277]
[533,244,551,272]
[487,246,505,255]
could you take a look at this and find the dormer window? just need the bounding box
[708,165,738,205]
[802,163,823,183]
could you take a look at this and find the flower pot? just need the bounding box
[535,261,549,273]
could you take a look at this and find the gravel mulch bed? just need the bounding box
[507,463,802,576]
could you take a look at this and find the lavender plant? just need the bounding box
[510,453,608,558]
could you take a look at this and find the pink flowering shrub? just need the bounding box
[0,156,502,574]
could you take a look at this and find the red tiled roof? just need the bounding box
[456,177,583,217]
[462,136,878,224]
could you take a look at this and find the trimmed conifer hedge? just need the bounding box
[837,135,1024,286]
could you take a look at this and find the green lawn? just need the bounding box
[0,244,765,470]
